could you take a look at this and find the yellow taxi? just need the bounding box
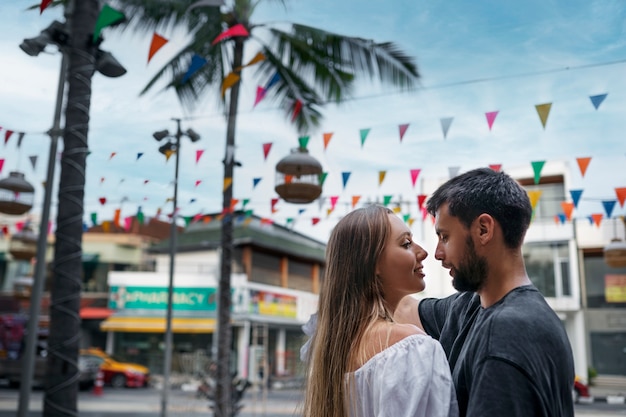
[80,347,150,388]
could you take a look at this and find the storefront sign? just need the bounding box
[249,289,297,318]
[605,274,626,303]
[109,286,217,310]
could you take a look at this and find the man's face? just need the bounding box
[434,203,488,292]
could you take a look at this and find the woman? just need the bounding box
[302,205,458,417]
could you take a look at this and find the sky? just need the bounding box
[1,0,626,244]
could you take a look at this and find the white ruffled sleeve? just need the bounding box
[347,334,458,417]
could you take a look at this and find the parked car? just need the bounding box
[80,348,150,388]
[573,375,592,403]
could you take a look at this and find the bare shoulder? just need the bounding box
[394,295,424,330]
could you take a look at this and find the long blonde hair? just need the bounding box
[302,205,394,417]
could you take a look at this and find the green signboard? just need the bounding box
[109,286,217,311]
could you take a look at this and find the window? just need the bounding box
[288,260,312,291]
[524,242,571,298]
[250,252,281,286]
[583,255,626,308]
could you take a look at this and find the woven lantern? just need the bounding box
[275,147,323,204]
[0,171,34,215]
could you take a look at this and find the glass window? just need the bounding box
[250,252,281,286]
[523,242,570,298]
[583,255,626,308]
[288,260,312,292]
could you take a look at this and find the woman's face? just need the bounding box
[376,213,428,306]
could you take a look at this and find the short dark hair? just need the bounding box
[425,168,532,248]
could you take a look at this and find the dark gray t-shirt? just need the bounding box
[419,286,575,417]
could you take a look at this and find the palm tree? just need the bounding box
[43,0,100,416]
[112,1,419,415]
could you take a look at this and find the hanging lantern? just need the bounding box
[275,147,323,204]
[604,238,626,268]
[9,224,38,260]
[0,171,35,215]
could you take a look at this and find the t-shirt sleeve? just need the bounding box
[418,293,461,339]
[466,358,547,417]
[349,335,459,417]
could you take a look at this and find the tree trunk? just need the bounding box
[43,0,97,415]
[216,37,245,417]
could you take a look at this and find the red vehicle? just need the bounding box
[80,348,150,388]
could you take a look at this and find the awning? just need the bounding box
[80,307,113,320]
[100,316,216,333]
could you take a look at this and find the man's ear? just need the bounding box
[476,213,494,244]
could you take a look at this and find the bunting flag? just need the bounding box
[485,111,499,131]
[535,103,552,129]
[29,156,37,170]
[448,166,460,178]
[352,195,361,208]
[576,157,591,177]
[224,177,232,191]
[329,196,339,210]
[143,180,149,185]
[137,207,144,225]
[291,99,302,122]
[570,189,583,208]
[341,172,351,189]
[221,72,240,97]
[0,159,5,174]
[561,202,574,221]
[410,169,421,187]
[298,136,310,149]
[100,177,105,184]
[90,212,98,226]
[591,213,603,227]
[527,190,542,211]
[615,187,626,208]
[318,172,328,186]
[603,200,617,218]
[398,124,409,142]
[253,177,262,188]
[271,198,279,210]
[253,86,267,107]
[262,142,272,160]
[242,199,250,208]
[5,130,13,144]
[136,152,144,161]
[359,128,371,148]
[440,117,454,139]
[182,54,207,83]
[326,207,334,217]
[195,149,204,164]
[378,171,386,186]
[195,180,202,187]
[109,152,116,160]
[312,218,321,226]
[403,214,410,223]
[242,52,265,68]
[113,208,121,227]
[93,5,126,43]
[392,207,401,214]
[99,197,107,205]
[211,23,249,45]
[148,32,168,63]
[417,194,427,210]
[17,132,25,148]
[383,195,393,206]
[531,160,545,184]
[589,93,607,110]
[557,214,567,225]
[163,148,175,161]
[323,132,333,150]
[488,164,502,172]
[265,72,280,90]
[298,208,305,215]
[40,0,53,14]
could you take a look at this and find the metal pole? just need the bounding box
[17,51,67,417]
[160,118,182,417]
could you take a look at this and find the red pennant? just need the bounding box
[4,130,14,145]
[312,218,321,225]
[576,157,591,177]
[262,142,272,160]
[195,180,202,187]
[148,32,168,63]
[561,202,574,221]
[488,164,502,172]
[271,198,279,210]
[591,213,603,227]
[291,99,302,122]
[417,194,427,210]
[615,187,626,208]
[40,0,53,13]
[211,23,249,45]
[99,197,107,205]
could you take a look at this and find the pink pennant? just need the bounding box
[262,142,272,160]
[485,111,499,131]
[196,149,204,164]
[195,180,202,187]
[211,23,249,45]
[124,217,132,231]
[489,164,502,172]
[399,124,409,142]
[329,196,339,210]
[253,86,267,107]
[0,159,4,174]
[410,168,421,187]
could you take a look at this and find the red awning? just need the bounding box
[80,307,113,320]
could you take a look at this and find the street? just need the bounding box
[1,385,625,416]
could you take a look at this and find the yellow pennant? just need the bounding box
[224,177,233,191]
[221,72,241,97]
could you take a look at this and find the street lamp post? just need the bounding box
[153,118,200,417]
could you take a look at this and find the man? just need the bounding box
[395,167,574,417]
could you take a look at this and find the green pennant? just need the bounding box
[183,216,193,226]
[360,128,371,147]
[531,160,545,185]
[298,136,310,149]
[383,195,392,206]
[318,172,328,186]
[242,198,250,207]
[93,5,126,43]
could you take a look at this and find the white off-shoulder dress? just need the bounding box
[346,334,458,417]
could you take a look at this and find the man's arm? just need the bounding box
[394,295,424,330]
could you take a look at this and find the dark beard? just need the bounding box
[452,236,488,292]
